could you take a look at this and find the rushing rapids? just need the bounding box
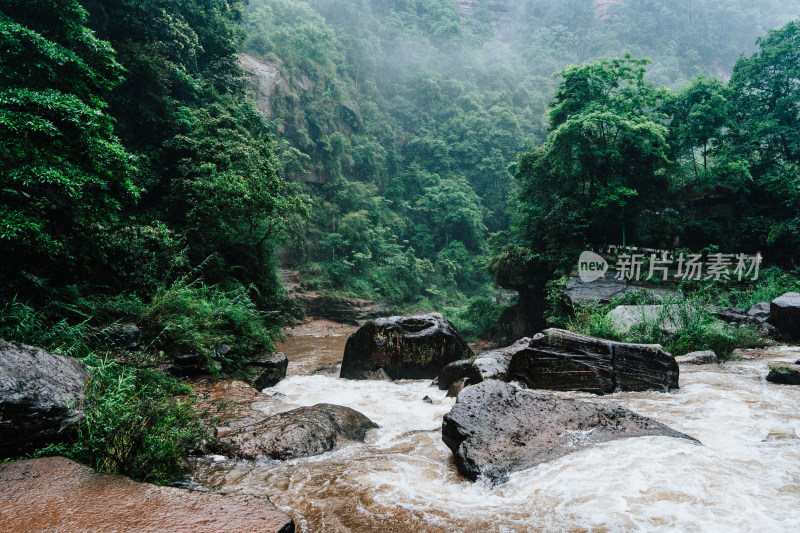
[190,327,800,532]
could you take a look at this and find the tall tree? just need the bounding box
[0,0,137,287]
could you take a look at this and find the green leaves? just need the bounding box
[0,2,137,276]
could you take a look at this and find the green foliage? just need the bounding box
[66,358,207,485]
[0,298,92,358]
[0,0,137,285]
[567,291,764,358]
[141,279,279,372]
[443,296,510,342]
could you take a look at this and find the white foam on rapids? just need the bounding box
[199,349,800,532]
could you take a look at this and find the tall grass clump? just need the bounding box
[60,358,208,484]
[0,298,93,358]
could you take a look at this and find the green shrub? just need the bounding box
[141,279,277,372]
[567,291,763,359]
[66,358,207,484]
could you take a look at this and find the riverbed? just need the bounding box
[191,328,800,532]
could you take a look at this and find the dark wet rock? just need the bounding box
[217,403,378,460]
[563,272,628,306]
[437,359,480,391]
[508,328,679,394]
[446,377,470,398]
[563,273,677,307]
[716,304,776,337]
[675,350,719,365]
[312,361,342,376]
[422,395,433,404]
[769,292,800,339]
[169,353,209,377]
[246,352,288,390]
[0,456,295,532]
[300,293,390,325]
[365,368,392,381]
[436,338,529,391]
[747,302,771,321]
[340,313,473,380]
[442,381,699,484]
[99,322,141,350]
[0,340,89,457]
[766,364,800,385]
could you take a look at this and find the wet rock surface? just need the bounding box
[508,329,679,394]
[442,381,700,484]
[769,292,800,339]
[0,340,89,457]
[676,350,719,365]
[340,313,473,380]
[216,403,378,461]
[436,338,529,391]
[0,456,294,532]
[246,352,289,390]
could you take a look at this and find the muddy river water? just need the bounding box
[191,325,800,532]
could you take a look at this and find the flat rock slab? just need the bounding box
[217,403,377,460]
[0,340,89,457]
[509,328,679,394]
[676,350,719,365]
[340,313,473,380]
[0,456,294,532]
[442,381,699,484]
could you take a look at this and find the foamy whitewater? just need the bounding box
[191,339,800,532]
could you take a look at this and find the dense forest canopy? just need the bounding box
[2,0,800,353]
[238,0,800,310]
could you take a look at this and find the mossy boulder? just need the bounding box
[340,313,473,380]
[766,364,800,385]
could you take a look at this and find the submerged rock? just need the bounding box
[0,456,294,532]
[766,364,800,385]
[0,340,89,457]
[442,381,699,483]
[675,350,719,365]
[340,313,473,380]
[217,403,377,460]
[769,292,800,339]
[508,328,679,394]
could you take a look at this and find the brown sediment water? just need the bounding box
[277,319,356,377]
[191,330,800,532]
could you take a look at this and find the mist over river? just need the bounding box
[190,328,800,532]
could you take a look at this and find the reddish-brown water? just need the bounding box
[191,331,800,532]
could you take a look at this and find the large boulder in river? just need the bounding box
[340,313,473,380]
[508,328,679,394]
[217,403,377,460]
[0,340,89,457]
[1,456,294,532]
[442,381,699,483]
[769,292,800,339]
